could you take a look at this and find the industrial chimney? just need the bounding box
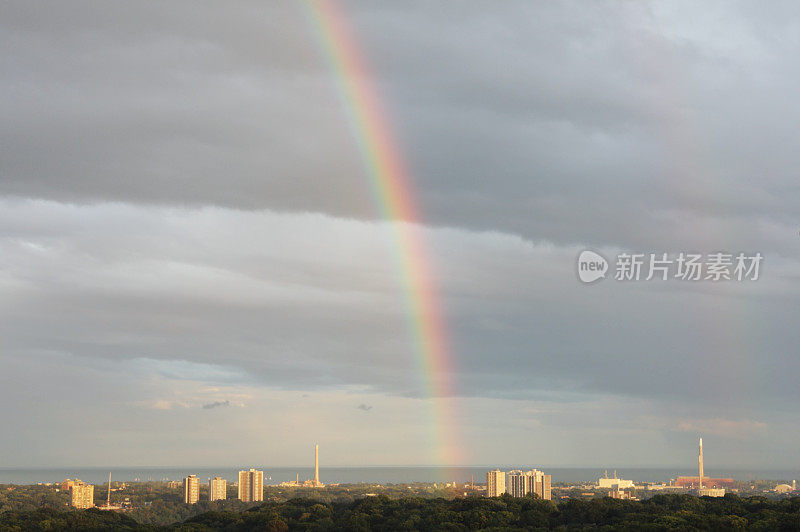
[698,438,704,490]
[314,443,319,487]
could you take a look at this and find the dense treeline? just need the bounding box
[0,485,69,513]
[0,482,456,527]
[177,494,800,531]
[1,494,800,530]
[0,507,146,531]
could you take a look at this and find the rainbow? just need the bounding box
[302,0,460,467]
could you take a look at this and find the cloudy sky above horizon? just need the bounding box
[1,1,799,471]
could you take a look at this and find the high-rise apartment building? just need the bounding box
[209,476,227,501]
[499,469,551,500]
[238,469,264,502]
[507,470,527,497]
[184,475,200,504]
[542,474,551,501]
[486,469,506,497]
[525,469,544,498]
[70,480,94,509]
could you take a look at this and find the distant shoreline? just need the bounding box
[2,466,798,486]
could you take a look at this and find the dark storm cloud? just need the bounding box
[202,400,230,410]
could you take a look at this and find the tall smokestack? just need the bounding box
[698,437,704,489]
[314,443,319,487]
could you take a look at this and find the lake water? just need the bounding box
[1,466,798,485]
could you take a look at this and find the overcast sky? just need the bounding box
[1,1,799,471]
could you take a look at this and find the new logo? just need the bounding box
[577,250,608,283]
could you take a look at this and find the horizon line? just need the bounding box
[3,464,799,471]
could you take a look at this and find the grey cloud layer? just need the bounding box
[0,1,372,217]
[2,199,798,414]
[2,1,799,252]
[2,1,800,466]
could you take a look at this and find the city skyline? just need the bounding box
[42,436,797,515]
[1,0,800,470]
[21,434,773,482]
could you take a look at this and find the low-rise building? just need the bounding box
[675,476,735,488]
[609,489,635,500]
[597,471,635,489]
